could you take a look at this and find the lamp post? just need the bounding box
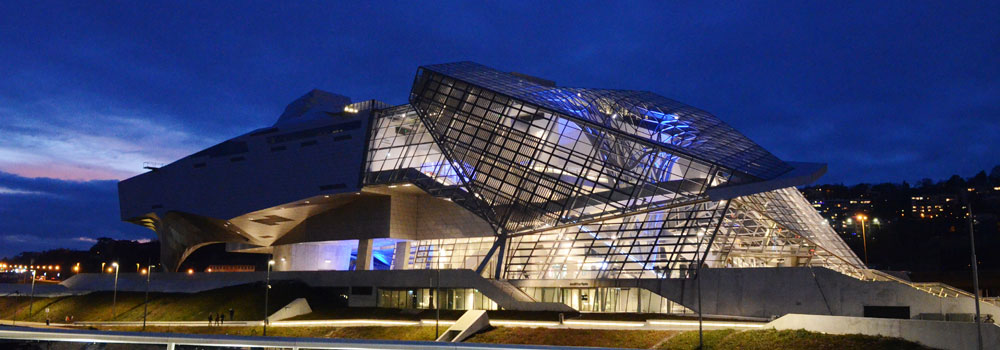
[142,263,152,330]
[855,214,869,266]
[28,270,36,317]
[263,258,275,336]
[435,269,441,340]
[965,202,983,350]
[111,262,119,320]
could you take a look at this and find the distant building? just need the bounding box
[910,195,966,220]
[804,186,877,236]
[206,265,255,272]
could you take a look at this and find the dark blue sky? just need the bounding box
[1,1,998,257]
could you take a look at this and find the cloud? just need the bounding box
[2,234,32,243]
[0,186,50,196]
[0,171,152,258]
[0,99,206,181]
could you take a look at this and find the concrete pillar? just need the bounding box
[357,239,373,270]
[392,241,411,270]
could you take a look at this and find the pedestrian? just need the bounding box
[219,313,225,325]
[208,313,214,326]
[229,308,234,321]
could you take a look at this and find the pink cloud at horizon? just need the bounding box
[0,162,140,181]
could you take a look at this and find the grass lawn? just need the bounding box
[658,329,934,350]
[0,281,326,323]
[93,325,438,341]
[465,327,679,349]
[81,325,934,349]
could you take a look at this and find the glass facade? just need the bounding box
[520,287,693,314]
[406,237,496,271]
[410,66,731,234]
[376,288,498,311]
[362,61,864,284]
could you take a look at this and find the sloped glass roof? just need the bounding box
[419,61,792,180]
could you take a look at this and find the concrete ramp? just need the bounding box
[476,278,575,312]
[267,298,312,322]
[767,313,1000,350]
[435,310,490,342]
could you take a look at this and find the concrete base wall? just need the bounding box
[767,313,1000,350]
[57,269,572,312]
[0,284,74,297]
[636,267,1000,320]
[51,267,994,318]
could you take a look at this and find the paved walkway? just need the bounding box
[2,318,764,331]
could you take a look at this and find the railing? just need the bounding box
[0,327,560,350]
[846,268,998,306]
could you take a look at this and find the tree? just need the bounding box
[944,175,966,191]
[990,165,1000,184]
[970,170,989,188]
[919,178,935,188]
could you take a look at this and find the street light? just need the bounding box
[29,270,36,317]
[263,258,275,336]
[111,262,120,320]
[142,263,153,330]
[964,198,983,350]
[856,214,869,266]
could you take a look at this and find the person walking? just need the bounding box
[229,308,234,321]
[219,313,225,325]
[208,313,214,326]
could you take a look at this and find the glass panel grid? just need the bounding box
[358,63,865,282]
[410,68,728,233]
